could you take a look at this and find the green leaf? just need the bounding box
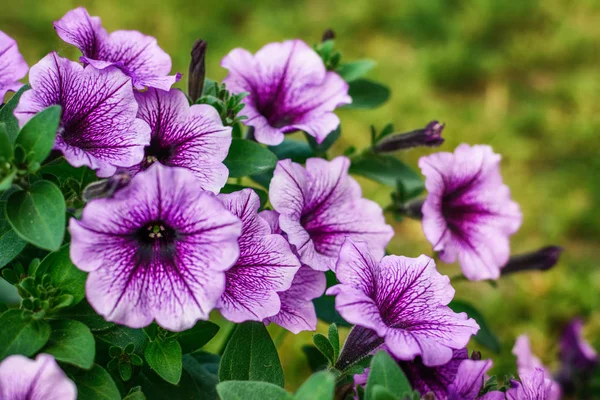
[145,338,183,384]
[42,319,95,369]
[123,387,147,400]
[371,385,400,400]
[0,227,27,268]
[0,85,29,143]
[181,352,220,399]
[38,244,87,304]
[0,309,51,358]
[221,184,268,209]
[6,180,66,251]
[345,79,390,109]
[328,324,340,363]
[294,371,335,400]
[15,105,61,164]
[224,138,278,177]
[350,153,424,195]
[53,300,115,332]
[337,60,377,82]
[69,364,121,400]
[0,123,13,161]
[218,321,284,387]
[302,345,329,372]
[365,351,411,400]
[313,271,351,327]
[305,126,341,156]
[269,139,315,163]
[177,320,220,354]
[0,169,16,192]
[95,325,148,354]
[449,300,501,353]
[217,381,292,400]
[313,333,334,365]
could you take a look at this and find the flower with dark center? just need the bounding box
[14,52,151,177]
[419,144,522,280]
[0,354,76,399]
[0,30,28,100]
[54,7,180,91]
[221,39,351,145]
[69,163,242,331]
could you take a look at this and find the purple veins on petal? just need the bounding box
[327,239,479,367]
[0,30,28,100]
[269,156,393,271]
[54,7,180,91]
[0,354,77,400]
[512,335,562,400]
[507,368,556,400]
[221,39,351,145]
[68,163,242,331]
[14,52,151,177]
[216,189,301,323]
[419,144,522,281]
[132,88,232,193]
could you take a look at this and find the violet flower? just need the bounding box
[506,369,556,400]
[260,209,326,333]
[557,318,598,388]
[328,239,479,367]
[269,156,393,271]
[132,88,232,193]
[15,52,150,177]
[419,144,522,281]
[54,7,180,91]
[69,163,242,331]
[0,354,76,399]
[512,335,561,400]
[221,39,351,145]
[0,31,28,100]
[216,189,300,323]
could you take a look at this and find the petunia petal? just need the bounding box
[0,31,28,99]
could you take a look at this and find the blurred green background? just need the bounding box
[3,0,600,391]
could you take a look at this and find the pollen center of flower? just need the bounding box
[142,137,174,168]
[136,220,177,246]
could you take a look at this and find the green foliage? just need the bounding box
[294,371,335,400]
[313,271,351,327]
[37,245,87,305]
[0,85,29,142]
[224,138,278,177]
[337,60,377,82]
[312,333,335,365]
[15,105,61,166]
[449,300,501,353]
[69,364,121,400]
[345,79,390,109]
[365,351,411,400]
[349,152,424,195]
[217,381,292,400]
[145,337,183,384]
[0,309,51,358]
[176,320,220,354]
[42,319,95,369]
[196,81,248,126]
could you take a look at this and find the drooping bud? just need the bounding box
[373,120,445,153]
[188,39,207,103]
[470,350,482,360]
[400,198,425,220]
[322,29,335,42]
[82,170,131,202]
[335,326,384,370]
[501,246,563,276]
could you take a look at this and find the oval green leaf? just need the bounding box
[365,351,411,400]
[224,138,278,177]
[337,60,377,82]
[344,79,390,109]
[15,105,61,164]
[145,338,183,385]
[294,371,335,400]
[217,381,291,400]
[349,153,424,195]
[0,85,29,143]
[38,244,87,305]
[70,364,121,400]
[0,309,51,358]
[42,319,95,369]
[177,320,220,354]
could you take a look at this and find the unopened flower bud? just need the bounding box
[82,170,131,202]
[322,29,335,42]
[501,246,563,276]
[374,120,445,153]
[188,39,207,103]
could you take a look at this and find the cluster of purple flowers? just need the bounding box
[0,6,590,400]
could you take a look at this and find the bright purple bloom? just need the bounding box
[15,52,150,177]
[512,335,561,400]
[507,369,556,400]
[132,88,232,193]
[69,163,242,331]
[54,7,180,91]
[559,318,598,372]
[216,189,300,323]
[0,31,28,100]
[221,39,351,146]
[270,157,393,271]
[419,144,522,281]
[328,239,479,366]
[0,354,76,400]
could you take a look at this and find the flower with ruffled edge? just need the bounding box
[419,144,522,281]
[221,39,351,146]
[0,31,28,100]
[260,209,326,333]
[507,368,556,400]
[328,239,479,367]
[69,163,242,331]
[15,52,150,177]
[54,7,180,91]
[512,335,561,400]
[269,156,393,271]
[216,189,300,323]
[132,88,232,193]
[0,354,76,400]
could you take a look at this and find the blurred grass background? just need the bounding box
[3,0,600,391]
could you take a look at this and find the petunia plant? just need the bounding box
[0,8,598,400]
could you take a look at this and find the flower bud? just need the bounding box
[188,39,207,103]
[373,120,445,153]
[501,246,563,275]
[322,29,335,42]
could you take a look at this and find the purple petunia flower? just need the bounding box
[216,189,300,323]
[506,369,556,400]
[419,144,522,281]
[132,88,232,193]
[69,163,242,331]
[54,7,180,91]
[269,157,393,271]
[15,52,150,177]
[512,335,561,400]
[0,354,76,399]
[559,318,598,373]
[221,39,351,146]
[328,239,479,367]
[260,209,326,333]
[0,31,28,100]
